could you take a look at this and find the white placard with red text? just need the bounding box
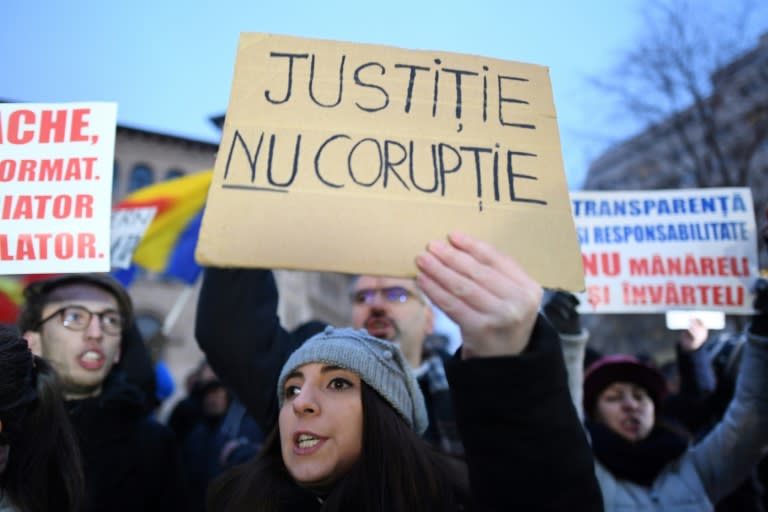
[571,188,759,314]
[110,206,157,269]
[0,102,117,274]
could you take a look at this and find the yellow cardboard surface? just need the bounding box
[196,33,585,291]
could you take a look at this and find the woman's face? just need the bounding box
[595,381,655,442]
[279,363,363,488]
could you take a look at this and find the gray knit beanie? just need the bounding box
[277,326,429,435]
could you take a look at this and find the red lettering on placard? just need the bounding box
[0,108,93,144]
[77,232,96,258]
[621,281,746,307]
[629,254,751,277]
[586,285,610,309]
[35,233,52,258]
[16,234,36,260]
[0,157,98,181]
[5,110,35,144]
[0,233,99,261]
[681,286,695,304]
[69,108,90,142]
[39,109,67,143]
[55,234,73,259]
[0,194,95,220]
[0,236,9,260]
[19,159,36,181]
[582,252,621,277]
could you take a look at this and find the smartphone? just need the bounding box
[665,310,726,330]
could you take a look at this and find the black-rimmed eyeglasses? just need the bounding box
[37,305,123,335]
[351,286,422,305]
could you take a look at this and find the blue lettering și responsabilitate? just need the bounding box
[591,222,749,244]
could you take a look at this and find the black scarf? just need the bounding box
[586,420,689,487]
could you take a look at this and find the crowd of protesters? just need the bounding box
[0,207,767,511]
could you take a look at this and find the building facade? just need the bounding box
[581,32,768,358]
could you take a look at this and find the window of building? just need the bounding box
[164,168,185,181]
[739,80,760,98]
[128,164,154,192]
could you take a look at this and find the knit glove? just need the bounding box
[543,291,582,336]
[750,278,768,337]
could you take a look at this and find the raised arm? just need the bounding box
[676,319,717,401]
[689,279,768,502]
[415,231,541,357]
[542,291,590,420]
[663,319,719,435]
[415,232,603,511]
[194,267,324,430]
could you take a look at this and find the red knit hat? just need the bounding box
[583,355,668,417]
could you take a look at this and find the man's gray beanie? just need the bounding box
[277,326,429,435]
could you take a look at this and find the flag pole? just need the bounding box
[161,282,196,336]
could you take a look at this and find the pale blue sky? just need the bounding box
[3,1,765,188]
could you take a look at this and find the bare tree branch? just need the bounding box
[590,0,767,190]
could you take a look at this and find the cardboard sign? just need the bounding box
[110,206,157,269]
[571,188,759,314]
[0,102,117,274]
[196,33,583,291]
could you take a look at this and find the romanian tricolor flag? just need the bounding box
[0,274,56,324]
[0,276,24,324]
[114,169,212,286]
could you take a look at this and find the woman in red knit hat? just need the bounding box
[581,280,768,511]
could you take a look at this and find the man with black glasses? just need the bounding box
[19,274,188,512]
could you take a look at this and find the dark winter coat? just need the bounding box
[66,371,189,512]
[196,267,603,511]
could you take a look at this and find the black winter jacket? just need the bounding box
[66,371,189,512]
[196,267,603,511]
